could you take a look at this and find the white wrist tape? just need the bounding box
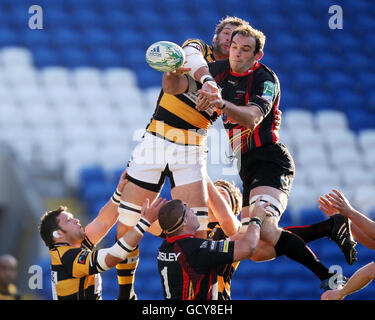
[111,188,122,205]
[134,217,151,235]
[183,45,208,81]
[240,217,251,234]
[193,207,209,231]
[96,238,136,271]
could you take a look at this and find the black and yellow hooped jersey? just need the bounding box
[49,237,102,300]
[146,39,218,146]
[207,222,240,300]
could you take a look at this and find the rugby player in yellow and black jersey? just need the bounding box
[147,16,249,147]
[207,179,242,300]
[38,169,166,300]
[114,16,250,300]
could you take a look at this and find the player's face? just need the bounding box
[213,24,239,59]
[229,34,259,73]
[57,211,85,244]
[0,259,17,286]
[184,204,200,231]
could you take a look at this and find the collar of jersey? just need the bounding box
[50,242,70,249]
[166,234,194,243]
[230,61,260,77]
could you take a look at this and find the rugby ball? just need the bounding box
[145,41,185,72]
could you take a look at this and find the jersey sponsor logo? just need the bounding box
[260,80,276,104]
[218,240,230,253]
[200,240,229,253]
[157,251,181,262]
[210,241,217,251]
[77,250,89,264]
[200,241,208,249]
[235,90,245,100]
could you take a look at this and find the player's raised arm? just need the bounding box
[96,198,167,271]
[207,177,241,237]
[84,169,128,245]
[198,81,264,130]
[162,66,191,95]
[232,198,268,261]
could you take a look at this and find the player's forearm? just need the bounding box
[207,179,240,237]
[85,201,119,245]
[104,229,143,268]
[98,217,151,270]
[162,73,188,95]
[233,224,260,261]
[221,101,262,130]
[339,262,375,298]
[350,223,375,250]
[347,209,375,242]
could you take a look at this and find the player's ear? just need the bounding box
[255,50,263,61]
[53,230,62,239]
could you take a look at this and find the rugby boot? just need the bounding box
[329,214,358,265]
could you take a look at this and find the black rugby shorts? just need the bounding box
[239,142,295,208]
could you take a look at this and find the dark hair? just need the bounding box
[39,206,67,248]
[214,16,249,37]
[231,25,266,54]
[158,200,185,236]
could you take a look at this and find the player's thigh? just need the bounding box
[171,180,208,207]
[169,144,208,207]
[120,180,159,206]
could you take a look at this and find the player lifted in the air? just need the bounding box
[115,16,249,300]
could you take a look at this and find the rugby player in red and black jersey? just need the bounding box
[197,24,357,289]
[157,197,268,300]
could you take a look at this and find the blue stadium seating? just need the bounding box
[78,165,107,192]
[1,0,370,301]
[32,46,60,67]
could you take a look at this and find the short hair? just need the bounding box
[214,16,249,37]
[158,200,185,236]
[39,206,67,248]
[231,25,266,54]
[214,180,242,217]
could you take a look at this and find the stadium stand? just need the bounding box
[0,0,374,300]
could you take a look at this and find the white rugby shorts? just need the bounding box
[126,132,208,192]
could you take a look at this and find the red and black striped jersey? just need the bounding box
[208,59,281,155]
[146,39,218,146]
[49,236,102,300]
[157,234,234,300]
